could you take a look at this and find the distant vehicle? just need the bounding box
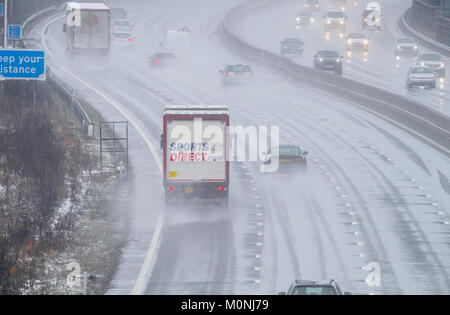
[328,0,347,11]
[406,66,436,89]
[262,145,308,172]
[280,38,304,55]
[110,7,127,21]
[111,31,134,48]
[279,279,351,295]
[417,53,446,78]
[345,33,369,52]
[324,11,347,31]
[65,2,110,56]
[219,64,253,84]
[304,0,320,11]
[395,38,418,56]
[111,19,133,32]
[162,105,230,204]
[313,50,343,75]
[149,51,178,67]
[162,30,192,55]
[295,11,315,28]
[362,2,381,30]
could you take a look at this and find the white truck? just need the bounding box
[362,2,381,30]
[65,2,111,56]
[162,105,230,204]
[160,30,191,56]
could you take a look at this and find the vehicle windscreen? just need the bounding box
[320,51,339,58]
[155,53,176,59]
[327,11,344,18]
[349,33,366,39]
[115,20,130,26]
[421,54,442,61]
[227,65,251,73]
[284,39,302,44]
[271,146,301,156]
[298,12,312,17]
[291,286,337,295]
[398,38,416,44]
[411,67,433,74]
[113,32,131,39]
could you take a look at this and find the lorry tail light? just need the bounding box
[128,38,133,42]
[169,186,175,191]
[225,72,229,76]
[154,59,160,63]
[218,186,227,191]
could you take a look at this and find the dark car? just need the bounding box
[149,52,178,67]
[279,279,351,295]
[295,11,315,28]
[304,0,320,11]
[263,145,308,172]
[280,38,304,55]
[313,50,343,75]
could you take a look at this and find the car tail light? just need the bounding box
[218,186,227,191]
[153,59,160,63]
[111,37,115,40]
[296,157,304,162]
[249,72,253,76]
[225,72,229,75]
[168,186,175,191]
[128,38,133,42]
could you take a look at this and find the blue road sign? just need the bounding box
[0,50,46,80]
[8,25,21,40]
[0,4,4,17]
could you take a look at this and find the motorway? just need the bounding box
[32,0,450,294]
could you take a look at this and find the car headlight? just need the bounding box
[440,62,445,68]
[316,4,320,8]
[347,39,352,44]
[327,20,331,24]
[319,58,323,62]
[340,20,345,25]
[304,4,308,7]
[413,46,418,50]
[421,62,425,66]
[336,58,341,62]
[397,45,401,49]
[364,40,369,45]
[310,18,315,23]
[296,17,300,21]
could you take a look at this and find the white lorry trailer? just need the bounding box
[162,105,230,204]
[65,2,111,56]
[362,2,381,30]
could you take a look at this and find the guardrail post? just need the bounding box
[88,122,94,138]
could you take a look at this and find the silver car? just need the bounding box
[417,53,446,78]
[395,38,418,56]
[406,66,436,89]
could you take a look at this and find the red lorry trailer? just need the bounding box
[162,105,230,203]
